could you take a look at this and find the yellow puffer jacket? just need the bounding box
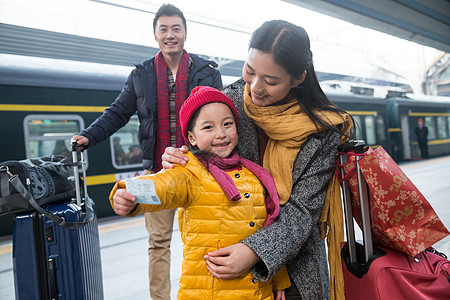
[110,152,290,299]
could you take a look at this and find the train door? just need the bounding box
[401,115,411,160]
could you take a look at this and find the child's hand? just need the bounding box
[112,188,138,216]
[274,290,285,300]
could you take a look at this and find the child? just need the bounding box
[110,86,290,299]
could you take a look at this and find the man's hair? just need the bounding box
[153,3,187,33]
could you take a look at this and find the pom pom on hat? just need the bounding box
[179,86,239,139]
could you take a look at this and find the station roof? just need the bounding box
[0,23,244,79]
[283,0,450,53]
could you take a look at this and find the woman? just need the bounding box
[163,20,353,300]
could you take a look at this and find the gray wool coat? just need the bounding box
[223,79,340,300]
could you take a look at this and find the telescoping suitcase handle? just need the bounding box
[71,141,89,207]
[338,140,386,278]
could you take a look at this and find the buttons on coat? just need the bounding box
[244,193,250,198]
[235,173,240,178]
[252,278,258,284]
[249,221,255,227]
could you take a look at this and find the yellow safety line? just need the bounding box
[401,156,450,169]
[98,218,145,234]
[0,104,108,112]
[0,244,12,255]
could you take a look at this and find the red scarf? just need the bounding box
[199,152,280,227]
[154,50,189,172]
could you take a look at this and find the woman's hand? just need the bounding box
[204,243,260,279]
[112,188,138,216]
[161,145,189,169]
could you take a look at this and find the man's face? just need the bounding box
[154,15,186,56]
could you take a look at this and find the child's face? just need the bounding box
[187,102,238,158]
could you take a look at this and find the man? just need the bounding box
[415,118,429,159]
[72,4,222,299]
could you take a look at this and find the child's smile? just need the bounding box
[187,102,238,158]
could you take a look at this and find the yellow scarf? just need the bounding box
[243,84,351,300]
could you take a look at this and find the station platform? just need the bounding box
[1,155,449,299]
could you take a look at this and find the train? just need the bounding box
[323,85,450,162]
[1,53,450,236]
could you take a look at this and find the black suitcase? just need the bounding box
[12,143,104,299]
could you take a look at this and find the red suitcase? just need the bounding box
[338,140,450,300]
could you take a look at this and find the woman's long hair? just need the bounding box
[249,20,354,137]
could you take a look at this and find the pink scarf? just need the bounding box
[199,152,280,227]
[154,50,189,172]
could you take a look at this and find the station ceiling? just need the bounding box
[283,0,450,53]
[1,0,448,88]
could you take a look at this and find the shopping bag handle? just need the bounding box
[336,140,367,182]
[337,139,366,154]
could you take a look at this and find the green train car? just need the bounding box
[0,54,142,236]
[324,87,391,153]
[386,95,450,162]
[324,86,450,162]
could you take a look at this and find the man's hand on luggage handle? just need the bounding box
[71,135,89,151]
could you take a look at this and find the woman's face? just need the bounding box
[242,48,304,107]
[187,102,238,158]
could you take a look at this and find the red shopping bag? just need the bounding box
[339,146,449,256]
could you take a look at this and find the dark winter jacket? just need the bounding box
[79,53,222,170]
[223,79,338,300]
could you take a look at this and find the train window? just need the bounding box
[23,115,84,159]
[425,117,436,139]
[376,116,387,142]
[365,116,376,146]
[110,116,141,169]
[352,116,362,140]
[448,117,450,137]
[437,117,448,138]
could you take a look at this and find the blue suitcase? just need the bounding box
[12,145,104,299]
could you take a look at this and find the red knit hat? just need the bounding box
[179,86,239,139]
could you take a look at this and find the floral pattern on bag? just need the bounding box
[340,146,449,256]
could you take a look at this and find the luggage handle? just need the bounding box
[338,140,374,263]
[71,141,89,207]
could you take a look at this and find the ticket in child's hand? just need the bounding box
[125,179,161,205]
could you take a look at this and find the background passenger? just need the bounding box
[415,118,429,159]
